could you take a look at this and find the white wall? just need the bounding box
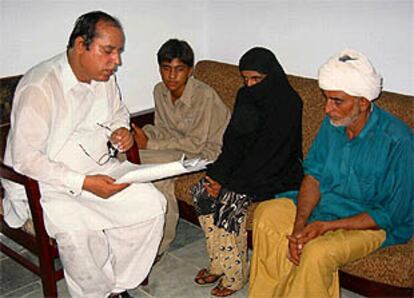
[0,0,208,112]
[1,0,412,114]
[204,0,413,97]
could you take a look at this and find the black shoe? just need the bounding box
[110,291,133,298]
[120,291,133,298]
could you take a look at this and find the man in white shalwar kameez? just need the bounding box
[1,11,166,298]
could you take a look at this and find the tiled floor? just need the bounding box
[0,219,364,297]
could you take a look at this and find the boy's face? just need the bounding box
[159,58,192,96]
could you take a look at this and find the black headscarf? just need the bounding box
[239,47,284,75]
[207,47,304,200]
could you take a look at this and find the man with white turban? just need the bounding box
[249,49,413,297]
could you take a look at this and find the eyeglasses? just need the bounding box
[78,123,119,166]
[96,122,112,135]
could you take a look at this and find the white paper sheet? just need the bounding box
[114,155,211,184]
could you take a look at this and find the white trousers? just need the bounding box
[55,214,164,298]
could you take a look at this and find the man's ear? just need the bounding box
[188,67,193,77]
[359,97,371,112]
[74,36,87,53]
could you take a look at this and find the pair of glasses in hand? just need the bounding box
[78,123,119,166]
[79,141,119,166]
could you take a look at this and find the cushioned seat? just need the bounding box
[341,238,414,288]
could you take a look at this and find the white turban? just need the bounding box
[318,49,382,101]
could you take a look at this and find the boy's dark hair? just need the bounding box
[67,11,122,50]
[157,39,194,67]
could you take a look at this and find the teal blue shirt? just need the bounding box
[280,105,413,247]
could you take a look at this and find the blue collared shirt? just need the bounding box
[279,105,413,247]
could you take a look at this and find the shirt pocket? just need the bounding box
[346,167,377,202]
[178,113,195,133]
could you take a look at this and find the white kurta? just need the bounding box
[2,52,165,237]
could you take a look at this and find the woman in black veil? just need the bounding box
[192,47,304,297]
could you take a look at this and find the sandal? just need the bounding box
[211,280,237,297]
[194,268,223,286]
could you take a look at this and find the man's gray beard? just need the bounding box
[329,115,358,127]
[330,118,349,127]
[329,104,361,127]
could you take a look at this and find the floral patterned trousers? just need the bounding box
[198,214,249,291]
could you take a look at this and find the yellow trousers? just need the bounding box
[249,199,386,298]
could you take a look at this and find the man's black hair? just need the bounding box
[157,39,194,67]
[67,11,122,50]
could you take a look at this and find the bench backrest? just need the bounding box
[193,60,414,156]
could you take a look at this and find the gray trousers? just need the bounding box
[139,149,183,254]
